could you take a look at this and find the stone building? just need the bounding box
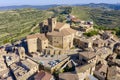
[79,21,93,32]
[79,51,97,65]
[93,38,104,48]
[18,47,26,60]
[47,28,76,49]
[104,38,116,49]
[41,17,76,49]
[0,57,10,79]
[43,48,67,55]
[76,63,95,80]
[74,36,93,49]
[96,47,112,63]
[113,43,120,55]
[5,53,19,66]
[10,58,38,80]
[27,17,77,53]
[107,66,120,80]
[94,63,108,80]
[67,15,93,32]
[27,33,48,53]
[34,70,54,80]
[40,18,57,33]
[59,72,79,80]
[100,30,117,40]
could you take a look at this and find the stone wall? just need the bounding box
[27,38,48,53]
[43,49,67,55]
[47,34,74,50]
[27,38,37,53]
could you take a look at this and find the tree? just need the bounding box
[3,39,9,44]
[57,15,66,22]
[61,7,72,14]
[83,30,99,37]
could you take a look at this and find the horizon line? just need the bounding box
[0,3,119,7]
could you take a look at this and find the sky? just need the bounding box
[0,0,120,6]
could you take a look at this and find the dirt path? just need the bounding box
[30,24,39,32]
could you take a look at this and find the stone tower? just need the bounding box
[40,20,49,33]
[48,17,56,32]
[18,47,26,60]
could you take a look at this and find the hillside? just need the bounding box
[1,3,120,11]
[0,5,59,11]
[49,6,120,36]
[71,7,120,28]
[0,6,120,45]
[0,8,53,45]
[81,3,120,10]
[50,6,120,28]
[71,7,91,20]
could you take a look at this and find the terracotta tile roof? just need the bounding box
[63,28,77,34]
[79,51,96,60]
[54,22,65,30]
[59,72,78,80]
[76,63,95,73]
[95,63,108,74]
[47,28,76,37]
[107,66,120,80]
[98,64,108,73]
[34,70,53,80]
[96,47,112,55]
[27,33,47,40]
[0,69,9,76]
[93,38,104,44]
[72,18,81,22]
[74,36,94,43]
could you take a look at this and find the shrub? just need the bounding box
[83,30,99,37]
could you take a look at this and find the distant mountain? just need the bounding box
[80,3,120,10]
[0,5,60,10]
[1,3,120,11]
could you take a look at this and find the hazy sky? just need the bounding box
[0,0,119,6]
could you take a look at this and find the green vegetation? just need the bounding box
[71,7,120,28]
[83,30,99,37]
[63,65,75,72]
[0,8,53,45]
[57,15,66,22]
[48,6,72,22]
[50,6,120,30]
[90,9,120,28]
[71,7,120,37]
[71,7,91,20]
[0,6,120,45]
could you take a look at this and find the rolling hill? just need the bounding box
[71,6,120,28]
[49,6,120,28]
[81,3,120,10]
[0,5,120,45]
[0,8,53,45]
[0,5,59,11]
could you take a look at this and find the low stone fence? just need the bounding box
[42,48,73,55]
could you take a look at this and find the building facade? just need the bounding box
[27,34,48,53]
[27,17,77,53]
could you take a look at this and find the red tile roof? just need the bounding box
[54,22,65,30]
[27,33,47,40]
[34,70,53,80]
[47,28,76,37]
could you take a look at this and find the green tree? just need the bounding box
[83,30,99,37]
